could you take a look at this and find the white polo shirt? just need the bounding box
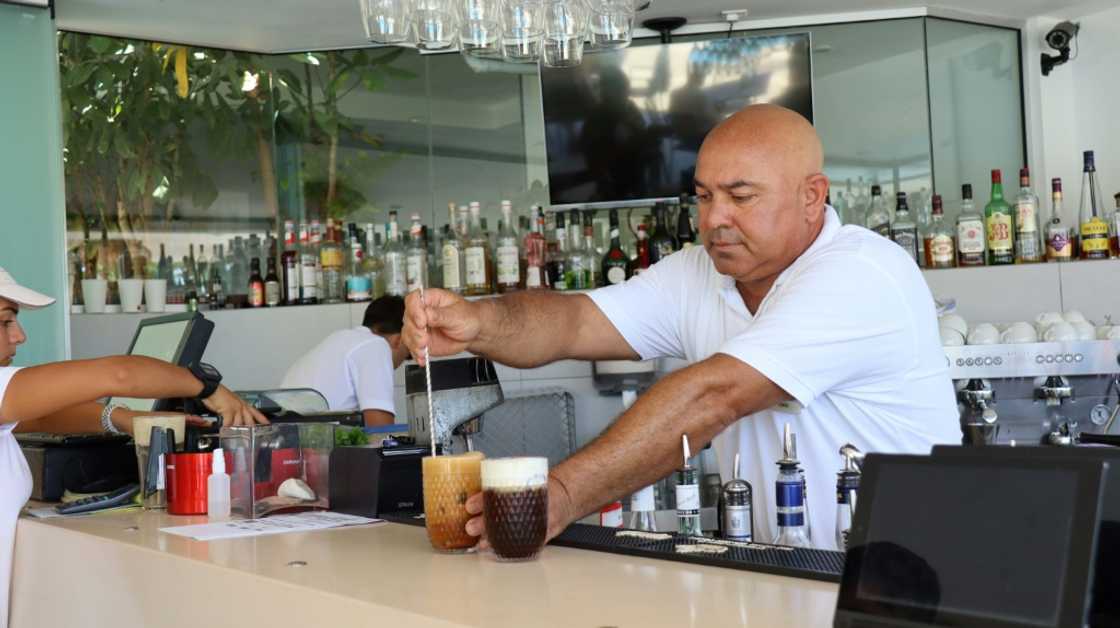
[588,207,959,550]
[281,327,396,415]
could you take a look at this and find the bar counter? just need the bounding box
[11,510,838,627]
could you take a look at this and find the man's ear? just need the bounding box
[804,173,830,221]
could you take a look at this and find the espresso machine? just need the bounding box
[332,356,504,520]
[946,340,1120,446]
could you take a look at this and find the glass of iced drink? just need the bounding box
[423,451,485,553]
[481,457,549,562]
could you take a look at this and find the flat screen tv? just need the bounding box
[540,33,813,207]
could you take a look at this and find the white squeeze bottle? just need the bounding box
[208,448,231,521]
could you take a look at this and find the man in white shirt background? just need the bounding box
[402,104,959,550]
[282,296,408,427]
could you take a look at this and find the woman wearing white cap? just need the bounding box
[0,266,267,628]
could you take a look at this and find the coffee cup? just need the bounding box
[1043,322,1077,342]
[118,278,144,313]
[1036,311,1065,333]
[967,323,1000,345]
[1000,321,1038,344]
[940,326,965,347]
[939,313,968,338]
[422,452,485,553]
[481,457,549,562]
[1071,321,1096,341]
[1063,310,1087,324]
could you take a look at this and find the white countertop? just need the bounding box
[12,509,839,627]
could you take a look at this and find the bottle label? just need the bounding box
[441,245,461,289]
[300,256,318,298]
[723,505,752,540]
[631,485,655,512]
[675,484,700,512]
[497,245,520,284]
[930,234,954,264]
[250,283,264,306]
[681,241,694,249]
[986,213,1013,254]
[385,253,407,296]
[653,242,675,262]
[465,247,486,285]
[406,254,426,291]
[607,266,627,285]
[891,229,917,261]
[871,222,890,238]
[320,247,343,269]
[1081,218,1110,257]
[1047,229,1072,260]
[957,219,985,254]
[525,265,542,289]
[1016,201,1038,233]
[265,281,280,305]
[283,266,299,302]
[775,479,805,527]
[346,276,371,301]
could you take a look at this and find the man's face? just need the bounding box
[0,298,27,367]
[693,140,812,284]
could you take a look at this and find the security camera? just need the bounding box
[1041,20,1079,77]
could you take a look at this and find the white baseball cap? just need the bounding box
[0,267,56,310]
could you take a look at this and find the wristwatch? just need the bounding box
[189,362,223,400]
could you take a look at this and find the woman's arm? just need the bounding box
[11,403,200,436]
[0,356,267,427]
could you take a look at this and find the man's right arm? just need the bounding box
[404,289,638,368]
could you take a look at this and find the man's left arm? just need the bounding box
[468,354,789,541]
[13,402,194,436]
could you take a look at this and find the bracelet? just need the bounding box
[101,403,126,434]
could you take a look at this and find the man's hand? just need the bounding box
[463,476,576,548]
[403,289,483,365]
[203,385,269,427]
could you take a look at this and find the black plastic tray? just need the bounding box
[550,523,845,583]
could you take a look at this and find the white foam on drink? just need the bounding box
[481,457,548,490]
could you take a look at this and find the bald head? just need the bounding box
[692,104,831,298]
[701,104,822,179]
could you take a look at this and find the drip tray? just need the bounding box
[550,523,845,583]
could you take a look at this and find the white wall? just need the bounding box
[1025,5,1120,223]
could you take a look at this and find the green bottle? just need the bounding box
[985,169,1015,265]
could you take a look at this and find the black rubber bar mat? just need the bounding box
[549,523,845,583]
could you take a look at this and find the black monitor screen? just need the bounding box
[540,33,814,206]
[838,455,1103,628]
[111,313,212,412]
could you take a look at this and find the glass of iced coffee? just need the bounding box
[481,457,549,562]
[423,451,485,553]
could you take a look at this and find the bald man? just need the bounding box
[403,105,959,550]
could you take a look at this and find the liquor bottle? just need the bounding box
[835,456,860,552]
[890,191,918,262]
[719,453,753,542]
[405,213,429,293]
[632,223,650,275]
[923,195,956,269]
[630,485,658,532]
[583,211,601,287]
[564,209,590,290]
[248,257,265,308]
[864,185,890,237]
[676,435,703,537]
[523,206,548,290]
[496,201,521,293]
[676,204,695,249]
[774,424,811,548]
[1111,192,1120,258]
[209,245,225,309]
[1045,178,1073,262]
[464,203,492,296]
[601,209,630,286]
[956,184,985,267]
[345,223,372,302]
[365,227,386,299]
[157,242,170,281]
[1014,167,1043,263]
[383,212,408,297]
[188,243,200,295]
[832,189,850,225]
[298,223,319,304]
[648,205,677,264]
[848,178,866,227]
[441,203,465,294]
[547,211,569,291]
[264,257,280,307]
[194,244,210,303]
[280,221,299,305]
[320,220,345,303]
[1079,151,1110,260]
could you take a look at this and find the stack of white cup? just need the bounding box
[939,310,1120,346]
